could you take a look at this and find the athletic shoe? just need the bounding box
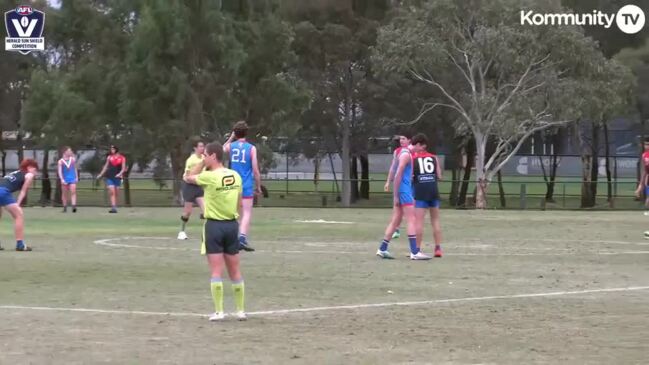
[644,211,649,216]
[239,242,255,252]
[235,311,247,321]
[0,245,4,251]
[199,214,205,220]
[434,247,443,258]
[72,207,77,213]
[391,230,401,239]
[16,245,32,252]
[62,207,67,213]
[208,312,225,321]
[109,208,118,213]
[177,231,188,240]
[644,231,649,239]
[376,249,395,259]
[410,252,432,260]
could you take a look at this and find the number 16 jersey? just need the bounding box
[412,151,440,201]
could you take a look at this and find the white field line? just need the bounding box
[2,286,648,319]
[92,237,649,256]
[295,219,354,224]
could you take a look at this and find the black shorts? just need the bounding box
[201,220,239,255]
[182,182,204,204]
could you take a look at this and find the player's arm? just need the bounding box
[392,153,409,206]
[434,155,443,180]
[251,146,262,194]
[57,159,64,183]
[74,158,79,182]
[116,157,127,178]
[384,151,398,192]
[184,160,206,185]
[223,132,235,153]
[16,173,35,206]
[97,157,110,179]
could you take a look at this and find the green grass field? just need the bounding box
[1,207,648,364]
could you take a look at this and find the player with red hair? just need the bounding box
[0,159,39,251]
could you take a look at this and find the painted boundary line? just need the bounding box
[2,286,648,319]
[93,237,649,256]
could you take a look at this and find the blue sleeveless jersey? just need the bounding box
[398,149,413,194]
[0,170,26,193]
[60,158,77,183]
[230,141,254,191]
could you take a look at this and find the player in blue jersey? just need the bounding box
[224,121,262,252]
[377,132,431,260]
[0,159,38,251]
[383,135,411,240]
[411,133,443,258]
[58,146,79,213]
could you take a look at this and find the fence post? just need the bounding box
[520,184,526,210]
[562,183,566,208]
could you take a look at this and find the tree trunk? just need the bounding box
[458,141,475,207]
[313,157,320,192]
[340,64,353,207]
[474,134,488,209]
[580,153,593,208]
[123,160,135,207]
[603,122,613,203]
[170,146,185,206]
[39,149,51,206]
[350,155,359,203]
[1,150,6,176]
[360,154,369,199]
[449,142,463,206]
[497,170,506,208]
[588,124,600,207]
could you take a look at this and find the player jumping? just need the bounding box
[97,145,126,213]
[178,138,206,240]
[184,142,247,321]
[377,132,431,260]
[224,121,261,252]
[411,133,443,258]
[58,146,79,213]
[0,159,39,251]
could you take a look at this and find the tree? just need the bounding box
[373,0,620,208]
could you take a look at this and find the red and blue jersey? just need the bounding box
[412,151,440,201]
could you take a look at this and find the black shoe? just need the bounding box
[72,207,77,213]
[109,208,118,213]
[62,207,67,213]
[0,245,4,251]
[200,214,205,220]
[239,242,255,252]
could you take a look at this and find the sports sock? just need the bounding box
[232,280,245,312]
[16,240,24,250]
[408,235,418,254]
[379,239,390,252]
[210,278,224,313]
[180,215,189,231]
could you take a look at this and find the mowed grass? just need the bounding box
[1,207,649,364]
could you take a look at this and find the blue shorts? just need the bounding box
[62,177,77,185]
[0,187,16,206]
[105,177,122,187]
[644,186,649,197]
[398,191,414,206]
[415,199,441,209]
[242,184,254,199]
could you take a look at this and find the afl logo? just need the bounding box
[4,5,46,55]
[222,175,235,187]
